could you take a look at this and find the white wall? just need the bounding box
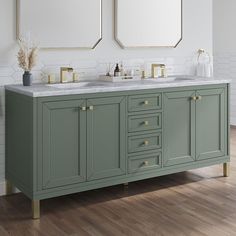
[213,0,236,125]
[213,0,236,53]
[0,0,213,195]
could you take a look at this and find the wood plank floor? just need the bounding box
[0,128,236,236]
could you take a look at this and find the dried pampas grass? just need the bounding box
[17,48,28,71]
[17,38,38,72]
[28,47,38,71]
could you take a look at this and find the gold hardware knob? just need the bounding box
[144,121,149,126]
[144,100,149,105]
[143,140,149,146]
[197,96,202,101]
[192,96,197,101]
[81,107,86,111]
[89,106,94,111]
[143,161,149,166]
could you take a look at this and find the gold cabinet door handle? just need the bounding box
[144,121,149,126]
[144,100,149,105]
[192,96,197,101]
[81,107,87,111]
[88,106,94,111]
[197,96,202,101]
[143,140,149,146]
[143,161,149,166]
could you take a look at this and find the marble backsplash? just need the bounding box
[0,56,196,85]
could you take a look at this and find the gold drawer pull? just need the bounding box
[144,100,149,105]
[143,161,149,166]
[192,96,197,101]
[88,106,94,111]
[144,121,149,126]
[197,96,202,100]
[81,107,86,111]
[143,140,149,146]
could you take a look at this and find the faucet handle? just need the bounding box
[73,72,79,82]
[160,65,167,78]
[48,74,55,84]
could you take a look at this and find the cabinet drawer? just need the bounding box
[128,132,162,153]
[128,94,162,112]
[128,113,162,133]
[128,152,161,174]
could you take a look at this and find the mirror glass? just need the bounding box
[115,0,182,48]
[17,0,102,49]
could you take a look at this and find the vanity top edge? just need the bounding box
[5,78,231,98]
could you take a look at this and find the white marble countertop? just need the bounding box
[5,77,231,97]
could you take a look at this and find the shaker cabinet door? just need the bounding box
[196,88,226,160]
[87,96,126,180]
[163,91,196,166]
[41,100,87,189]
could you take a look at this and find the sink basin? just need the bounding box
[47,81,110,89]
[143,77,197,83]
[46,77,198,89]
[175,77,197,81]
[143,77,175,82]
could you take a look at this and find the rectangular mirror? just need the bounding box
[17,0,102,49]
[115,0,182,48]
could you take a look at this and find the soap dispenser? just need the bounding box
[114,63,121,77]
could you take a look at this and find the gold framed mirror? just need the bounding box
[17,0,102,49]
[115,0,182,48]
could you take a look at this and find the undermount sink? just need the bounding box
[144,76,197,83]
[175,77,197,81]
[47,81,110,89]
[147,77,177,82]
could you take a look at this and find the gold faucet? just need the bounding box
[60,67,74,83]
[151,64,166,78]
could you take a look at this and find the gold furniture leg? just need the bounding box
[32,200,40,219]
[5,180,14,195]
[223,163,230,177]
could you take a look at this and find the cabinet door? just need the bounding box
[87,96,126,180]
[196,88,226,160]
[42,100,86,189]
[163,91,196,166]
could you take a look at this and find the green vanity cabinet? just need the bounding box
[163,91,196,166]
[5,83,230,219]
[39,100,87,190]
[38,96,126,188]
[86,97,126,181]
[163,87,228,167]
[195,88,227,160]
